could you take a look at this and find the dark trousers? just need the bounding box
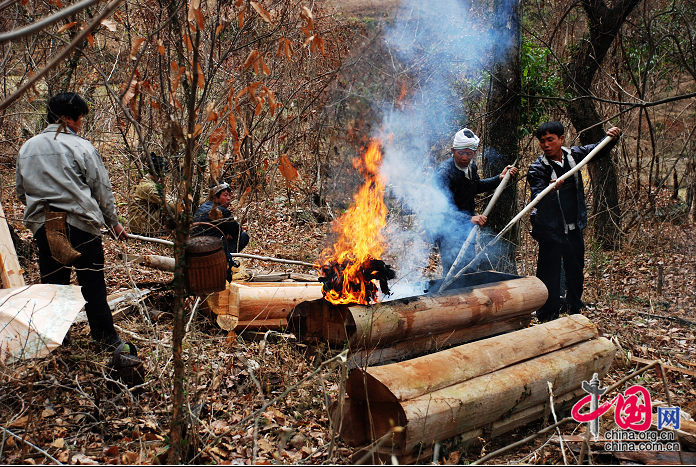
[34,225,118,343]
[535,229,585,322]
[225,228,249,253]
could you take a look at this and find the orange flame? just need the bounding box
[319,139,388,305]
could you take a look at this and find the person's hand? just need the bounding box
[112,223,129,241]
[471,215,487,226]
[500,165,518,179]
[551,178,564,191]
[606,127,621,138]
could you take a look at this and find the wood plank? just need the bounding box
[0,201,25,288]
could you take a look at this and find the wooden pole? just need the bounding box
[126,235,317,267]
[120,253,176,271]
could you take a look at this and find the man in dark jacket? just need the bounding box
[436,128,517,273]
[193,182,249,253]
[528,121,621,322]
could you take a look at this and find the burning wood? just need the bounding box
[319,257,395,305]
[317,140,394,305]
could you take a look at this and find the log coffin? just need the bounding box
[332,316,616,454]
[288,275,547,364]
[206,281,323,331]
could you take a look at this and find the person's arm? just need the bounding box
[571,127,621,163]
[473,163,502,194]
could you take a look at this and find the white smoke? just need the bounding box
[376,0,514,298]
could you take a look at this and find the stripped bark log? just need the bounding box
[333,334,615,453]
[289,276,547,354]
[347,313,530,369]
[349,315,599,401]
[120,253,175,272]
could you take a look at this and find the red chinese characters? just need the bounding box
[572,384,652,431]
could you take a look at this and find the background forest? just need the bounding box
[0,0,694,464]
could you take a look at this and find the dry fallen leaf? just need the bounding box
[50,438,65,449]
[129,37,146,60]
[72,453,99,465]
[250,1,272,23]
[279,155,298,183]
[56,21,77,34]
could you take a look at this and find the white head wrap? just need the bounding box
[210,182,230,197]
[452,128,480,150]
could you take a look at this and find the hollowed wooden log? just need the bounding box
[288,275,547,357]
[332,330,615,453]
[347,313,529,368]
[206,282,323,331]
[348,315,599,401]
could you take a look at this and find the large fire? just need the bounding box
[318,140,395,305]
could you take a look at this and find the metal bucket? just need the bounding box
[185,236,227,295]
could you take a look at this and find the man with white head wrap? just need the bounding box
[435,128,517,273]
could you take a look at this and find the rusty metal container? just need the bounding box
[185,236,227,295]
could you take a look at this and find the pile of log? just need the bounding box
[288,273,548,367]
[331,315,616,457]
[206,281,323,332]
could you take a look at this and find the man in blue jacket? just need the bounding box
[193,182,249,253]
[527,122,621,322]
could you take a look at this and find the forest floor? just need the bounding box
[1,152,695,464]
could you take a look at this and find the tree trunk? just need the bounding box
[483,0,521,271]
[562,0,642,249]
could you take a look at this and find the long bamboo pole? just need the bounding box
[439,165,515,292]
[126,234,317,267]
[440,136,614,291]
